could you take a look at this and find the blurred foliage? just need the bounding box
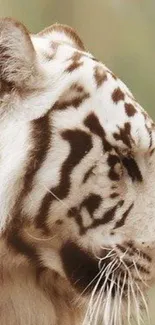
[71,0,155,120]
[0,0,155,323]
[0,0,155,119]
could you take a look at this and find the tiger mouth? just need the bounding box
[61,241,151,324]
[60,240,151,295]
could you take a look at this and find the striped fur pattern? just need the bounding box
[0,18,155,325]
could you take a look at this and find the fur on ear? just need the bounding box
[38,23,85,51]
[0,18,36,88]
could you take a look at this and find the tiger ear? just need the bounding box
[0,18,36,88]
[38,23,85,51]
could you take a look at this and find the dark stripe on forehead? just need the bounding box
[66,52,83,72]
[35,129,92,230]
[112,87,125,103]
[113,122,133,148]
[94,65,107,87]
[52,93,89,110]
[114,203,134,229]
[122,156,143,182]
[52,82,90,111]
[84,113,112,151]
[125,103,137,117]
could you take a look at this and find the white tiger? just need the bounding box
[0,17,155,325]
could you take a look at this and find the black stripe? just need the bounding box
[122,156,143,182]
[126,242,152,262]
[99,200,124,225]
[7,227,38,262]
[4,113,51,261]
[35,129,93,230]
[80,194,102,216]
[69,200,124,235]
[110,193,119,198]
[108,154,122,181]
[83,166,95,183]
[84,113,112,152]
[114,203,134,229]
[24,114,51,194]
[113,122,132,148]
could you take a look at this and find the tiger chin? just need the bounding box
[0,17,155,325]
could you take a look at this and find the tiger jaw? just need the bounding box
[60,240,152,293]
[60,240,151,325]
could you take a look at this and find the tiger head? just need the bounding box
[0,18,155,325]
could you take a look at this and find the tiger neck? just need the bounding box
[0,238,85,325]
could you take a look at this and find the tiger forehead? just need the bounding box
[35,35,153,152]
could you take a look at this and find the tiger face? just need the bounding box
[0,18,155,325]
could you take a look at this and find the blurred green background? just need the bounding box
[0,0,155,323]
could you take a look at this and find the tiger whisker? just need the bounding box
[123,258,143,325]
[92,245,116,261]
[98,250,117,270]
[74,261,107,307]
[84,259,116,325]
[93,244,114,253]
[97,258,120,324]
[119,257,139,324]
[109,258,121,275]
[112,272,121,325]
[92,259,117,325]
[87,262,114,324]
[82,263,107,325]
[120,247,129,259]
[132,258,150,288]
[41,183,71,210]
[115,272,121,325]
[74,248,116,308]
[119,271,127,325]
[104,271,116,325]
[109,274,115,325]
[135,281,150,325]
[25,230,57,242]
[100,245,116,251]
[93,284,105,325]
[127,277,132,325]
[130,276,143,325]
